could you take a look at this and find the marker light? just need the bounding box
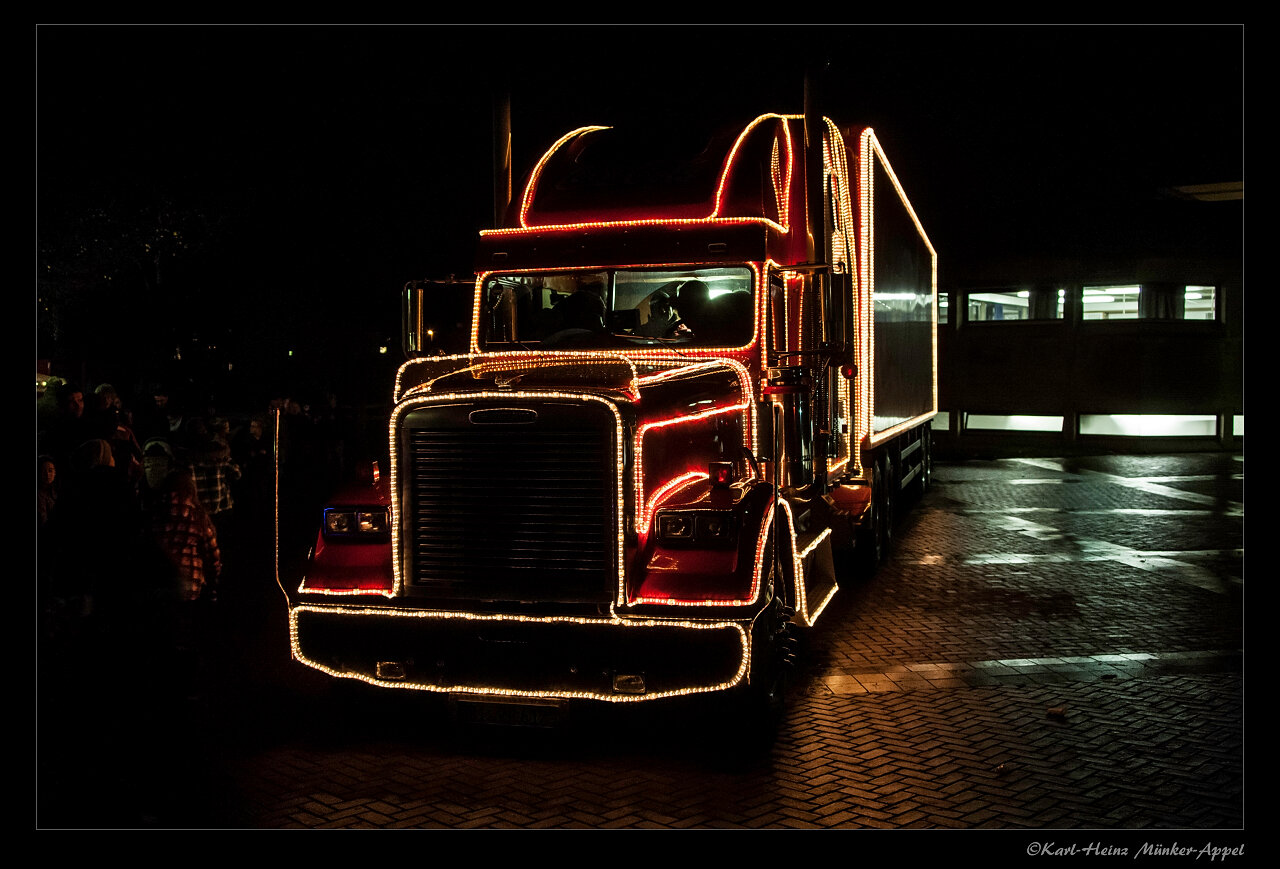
[709,461,735,487]
[357,459,381,485]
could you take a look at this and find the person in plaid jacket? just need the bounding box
[150,468,221,602]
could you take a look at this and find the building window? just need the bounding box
[1083,284,1217,321]
[1082,285,1141,320]
[1079,414,1219,437]
[1184,285,1217,320]
[967,287,1064,322]
[965,413,1064,433]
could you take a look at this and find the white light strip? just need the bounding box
[288,604,749,702]
[388,391,626,601]
[860,127,939,449]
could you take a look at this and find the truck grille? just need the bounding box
[405,412,614,602]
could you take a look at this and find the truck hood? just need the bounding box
[394,352,749,405]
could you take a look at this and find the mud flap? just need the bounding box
[794,529,838,625]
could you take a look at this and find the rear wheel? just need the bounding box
[858,472,880,568]
[914,424,933,496]
[879,455,896,555]
[859,456,894,569]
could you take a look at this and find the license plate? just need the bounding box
[450,695,568,728]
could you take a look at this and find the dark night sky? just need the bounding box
[36,24,1243,404]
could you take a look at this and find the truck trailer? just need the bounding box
[284,110,938,729]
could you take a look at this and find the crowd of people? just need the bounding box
[36,377,349,684]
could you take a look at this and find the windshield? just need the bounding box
[480,267,755,351]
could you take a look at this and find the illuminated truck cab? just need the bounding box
[286,113,937,723]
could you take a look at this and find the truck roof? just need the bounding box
[497,114,811,232]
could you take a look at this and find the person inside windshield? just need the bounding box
[676,279,752,345]
[542,284,608,346]
[637,290,679,339]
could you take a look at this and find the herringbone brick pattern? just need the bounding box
[221,671,1241,829]
[39,453,1244,829]
[217,454,1242,828]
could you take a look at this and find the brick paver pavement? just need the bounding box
[38,453,1245,836]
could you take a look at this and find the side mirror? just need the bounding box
[402,281,428,358]
[403,278,473,358]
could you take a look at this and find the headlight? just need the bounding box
[324,507,389,537]
[655,511,737,545]
[657,513,695,540]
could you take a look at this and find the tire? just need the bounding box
[715,596,794,763]
[865,455,895,562]
[858,460,887,570]
[879,455,896,556]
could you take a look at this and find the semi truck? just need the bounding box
[284,109,937,731]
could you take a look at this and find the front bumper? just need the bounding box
[290,603,751,702]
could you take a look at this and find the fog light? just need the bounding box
[376,661,406,680]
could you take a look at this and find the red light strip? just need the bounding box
[298,581,390,597]
[484,215,787,238]
[632,506,771,608]
[634,402,751,535]
[517,125,611,226]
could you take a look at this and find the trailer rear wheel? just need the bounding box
[921,425,932,493]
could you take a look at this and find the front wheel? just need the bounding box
[752,597,798,708]
[707,594,797,766]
